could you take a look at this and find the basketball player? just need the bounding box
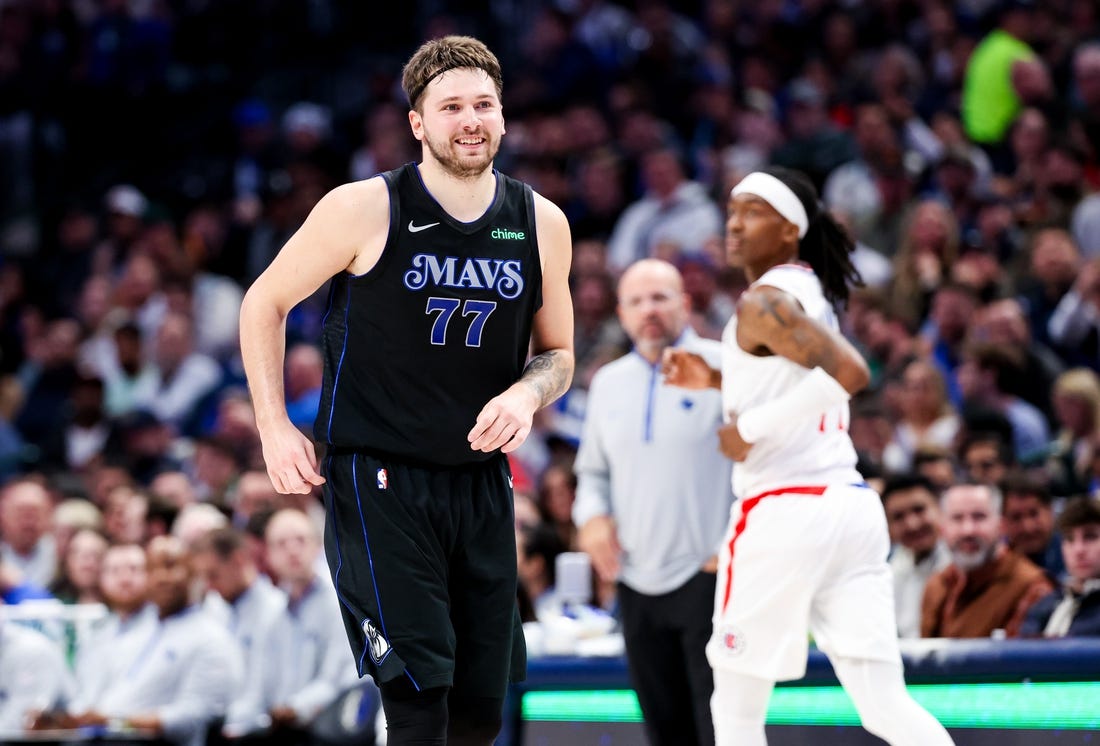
[239,36,574,746]
[663,167,953,746]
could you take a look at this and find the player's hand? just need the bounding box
[468,383,539,453]
[578,515,622,582]
[661,348,718,390]
[259,419,326,494]
[718,415,753,462]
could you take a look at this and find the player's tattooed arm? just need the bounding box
[520,348,575,408]
[735,285,870,395]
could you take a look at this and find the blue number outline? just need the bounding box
[462,300,497,347]
[425,297,461,345]
[426,297,498,347]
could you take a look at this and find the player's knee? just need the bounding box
[379,682,448,745]
[446,694,504,746]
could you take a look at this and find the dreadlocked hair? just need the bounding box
[760,166,863,308]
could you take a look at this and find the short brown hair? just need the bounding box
[401,35,503,111]
[1058,497,1100,534]
[192,526,246,559]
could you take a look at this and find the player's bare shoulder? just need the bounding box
[531,190,572,271]
[737,284,803,332]
[323,176,391,275]
[734,283,811,357]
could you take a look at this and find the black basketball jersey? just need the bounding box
[315,163,543,466]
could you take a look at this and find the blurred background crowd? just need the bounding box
[4,0,1100,741]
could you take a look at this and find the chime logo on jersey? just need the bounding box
[718,624,746,656]
[376,468,388,490]
[490,227,525,240]
[403,254,524,299]
[361,618,392,664]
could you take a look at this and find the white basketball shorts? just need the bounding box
[707,482,901,681]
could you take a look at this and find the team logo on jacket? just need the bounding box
[362,618,392,664]
[376,468,388,490]
[717,624,746,656]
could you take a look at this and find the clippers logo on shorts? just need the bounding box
[718,624,746,656]
[362,618,392,664]
[376,468,388,490]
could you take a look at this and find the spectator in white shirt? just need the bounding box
[131,311,223,432]
[881,474,951,638]
[68,542,156,716]
[230,509,358,740]
[192,527,286,737]
[0,612,74,735]
[64,536,242,746]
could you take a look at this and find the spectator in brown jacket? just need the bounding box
[921,483,1053,638]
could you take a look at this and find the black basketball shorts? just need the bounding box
[321,449,526,697]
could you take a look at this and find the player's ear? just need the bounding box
[781,219,800,245]
[409,109,425,142]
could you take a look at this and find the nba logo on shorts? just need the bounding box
[377,468,388,490]
[362,618,392,664]
[718,624,746,656]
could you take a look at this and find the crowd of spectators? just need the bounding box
[4,0,1100,740]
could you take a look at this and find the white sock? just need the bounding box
[711,668,775,746]
[831,657,955,746]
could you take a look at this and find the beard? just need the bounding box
[423,129,500,179]
[633,325,678,359]
[950,538,996,571]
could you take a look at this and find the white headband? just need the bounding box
[731,172,809,238]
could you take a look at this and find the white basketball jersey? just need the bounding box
[722,264,861,498]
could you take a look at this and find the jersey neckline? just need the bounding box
[410,162,507,236]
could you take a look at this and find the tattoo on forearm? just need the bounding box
[521,350,574,407]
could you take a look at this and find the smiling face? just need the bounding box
[724,192,800,281]
[884,485,942,558]
[409,67,504,180]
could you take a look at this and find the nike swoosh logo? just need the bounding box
[408,221,440,233]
